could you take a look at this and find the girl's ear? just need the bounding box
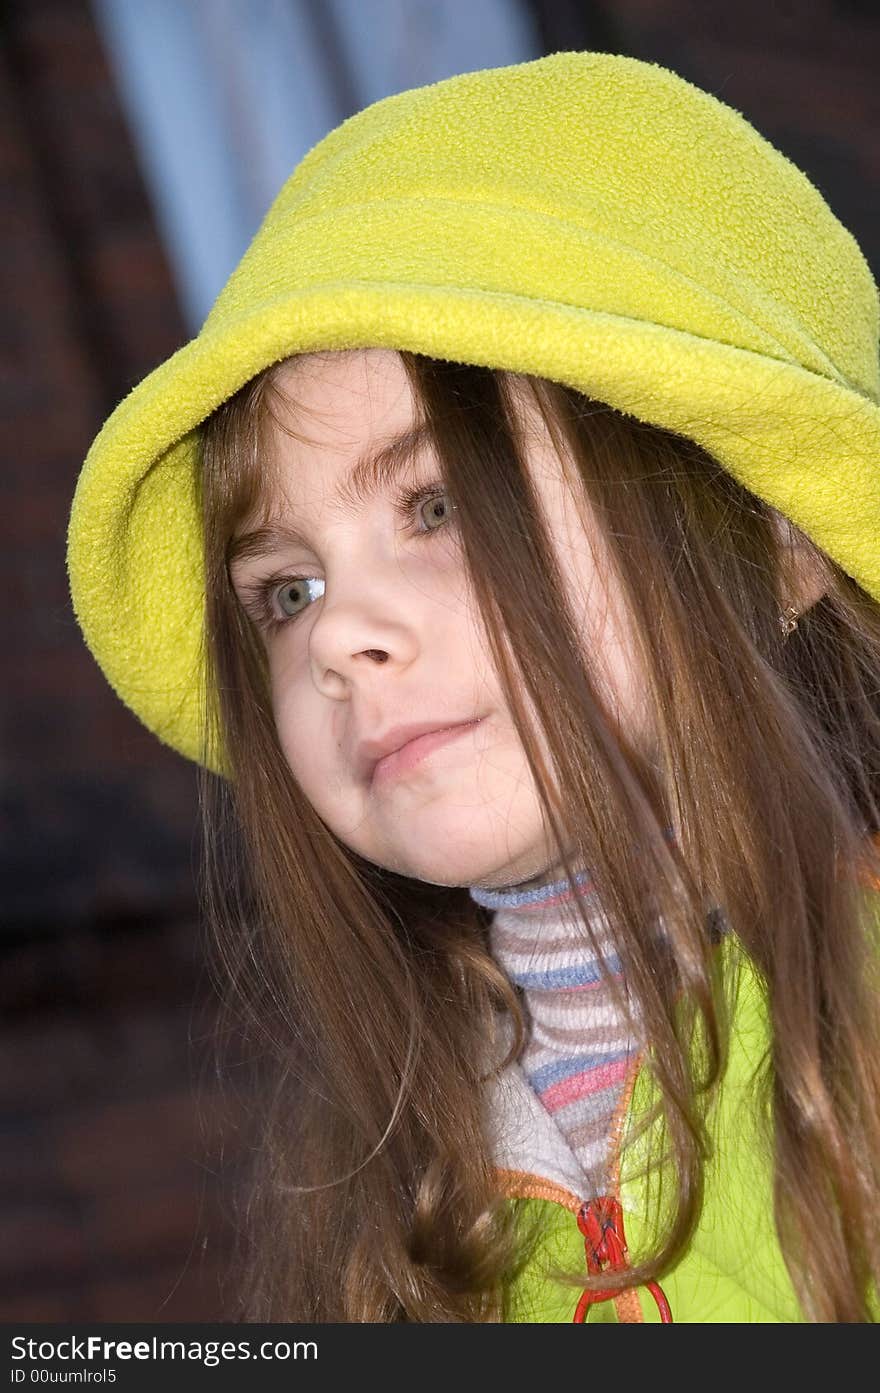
[771,511,830,617]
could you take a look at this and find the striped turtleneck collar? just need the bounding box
[468,831,680,1201]
[468,866,596,913]
[469,826,680,912]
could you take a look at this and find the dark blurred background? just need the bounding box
[2,0,878,1321]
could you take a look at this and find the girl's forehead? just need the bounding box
[270,348,415,432]
[269,350,554,453]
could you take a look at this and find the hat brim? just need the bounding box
[67,282,880,772]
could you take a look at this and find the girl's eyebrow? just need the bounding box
[228,421,431,568]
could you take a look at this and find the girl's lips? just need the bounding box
[370,718,483,788]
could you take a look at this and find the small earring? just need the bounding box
[779,604,799,636]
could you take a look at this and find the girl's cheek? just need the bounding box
[267,638,311,719]
[412,537,474,608]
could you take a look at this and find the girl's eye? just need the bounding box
[237,480,457,634]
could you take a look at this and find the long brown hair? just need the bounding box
[196,349,880,1322]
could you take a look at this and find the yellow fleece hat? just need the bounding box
[67,49,880,773]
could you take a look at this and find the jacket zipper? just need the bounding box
[495,1049,672,1323]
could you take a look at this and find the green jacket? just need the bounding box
[490,933,809,1322]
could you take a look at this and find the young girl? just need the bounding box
[67,50,880,1322]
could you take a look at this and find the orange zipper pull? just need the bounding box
[572,1196,673,1323]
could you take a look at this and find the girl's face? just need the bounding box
[229,349,653,892]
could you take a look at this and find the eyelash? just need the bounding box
[237,480,457,634]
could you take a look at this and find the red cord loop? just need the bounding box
[572,1196,672,1323]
